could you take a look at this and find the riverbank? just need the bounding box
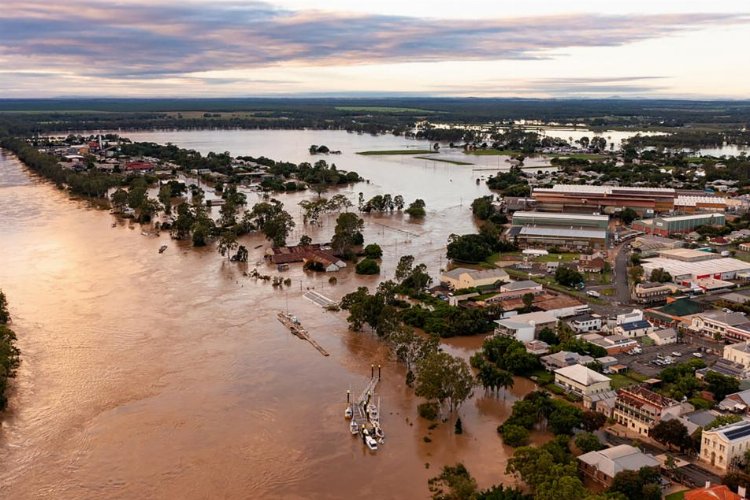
[0,290,19,412]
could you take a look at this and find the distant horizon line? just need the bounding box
[1,95,750,103]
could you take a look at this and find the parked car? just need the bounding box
[671,352,681,357]
[693,352,703,358]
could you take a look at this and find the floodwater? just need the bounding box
[0,130,540,500]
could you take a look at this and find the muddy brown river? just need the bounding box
[0,131,541,499]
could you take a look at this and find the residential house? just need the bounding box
[568,313,602,333]
[647,328,678,345]
[525,340,550,356]
[700,419,750,471]
[440,267,510,290]
[613,385,687,436]
[541,351,595,371]
[684,484,743,500]
[554,364,612,398]
[718,389,750,413]
[578,256,607,274]
[124,160,154,172]
[578,445,661,487]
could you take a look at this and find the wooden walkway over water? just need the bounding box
[277,312,330,357]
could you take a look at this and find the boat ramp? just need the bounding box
[276,312,329,357]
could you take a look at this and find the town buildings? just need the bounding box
[532,184,677,214]
[541,351,594,371]
[613,385,686,436]
[700,419,750,471]
[724,342,750,371]
[690,311,750,342]
[578,445,661,487]
[633,282,672,305]
[632,213,726,237]
[647,327,678,345]
[439,267,509,290]
[494,311,557,342]
[554,364,612,398]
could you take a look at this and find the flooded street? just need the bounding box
[0,131,537,499]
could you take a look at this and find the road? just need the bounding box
[613,243,631,305]
[604,430,722,487]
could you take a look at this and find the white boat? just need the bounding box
[350,421,359,435]
[365,435,378,451]
[368,406,379,421]
[344,406,353,419]
[374,425,385,439]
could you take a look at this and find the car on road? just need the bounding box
[671,352,681,357]
[693,352,703,358]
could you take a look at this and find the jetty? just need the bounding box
[345,365,384,451]
[276,312,330,357]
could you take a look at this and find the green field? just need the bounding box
[665,491,687,500]
[415,156,473,165]
[357,150,436,155]
[335,106,435,113]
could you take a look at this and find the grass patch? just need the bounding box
[600,287,615,296]
[464,149,520,156]
[335,106,435,113]
[609,373,638,390]
[665,491,687,500]
[415,156,473,165]
[357,150,436,156]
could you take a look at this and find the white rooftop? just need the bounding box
[554,363,611,386]
[534,185,675,194]
[519,227,607,239]
[642,257,750,279]
[578,445,660,478]
[513,211,609,222]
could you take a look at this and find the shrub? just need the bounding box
[355,258,380,275]
[418,402,440,421]
[500,424,530,447]
[363,243,383,259]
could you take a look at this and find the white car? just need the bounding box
[693,352,703,358]
[671,352,681,357]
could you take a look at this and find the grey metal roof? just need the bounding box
[518,226,607,239]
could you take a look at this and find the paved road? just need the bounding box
[613,244,631,305]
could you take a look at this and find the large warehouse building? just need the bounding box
[511,211,610,231]
[641,256,750,282]
[532,185,677,214]
[508,211,609,250]
[632,213,725,237]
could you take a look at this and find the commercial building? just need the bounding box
[498,280,543,296]
[647,328,678,345]
[657,248,723,262]
[675,195,730,213]
[633,282,672,305]
[615,319,654,339]
[631,235,685,257]
[554,364,612,398]
[689,311,750,342]
[613,385,686,436]
[568,313,602,333]
[700,419,750,471]
[532,184,677,214]
[724,342,750,371]
[511,211,610,230]
[513,226,608,251]
[578,445,661,487]
[440,267,509,290]
[641,256,750,283]
[494,311,558,342]
[632,213,726,237]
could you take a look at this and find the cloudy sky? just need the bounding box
[1,0,748,98]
